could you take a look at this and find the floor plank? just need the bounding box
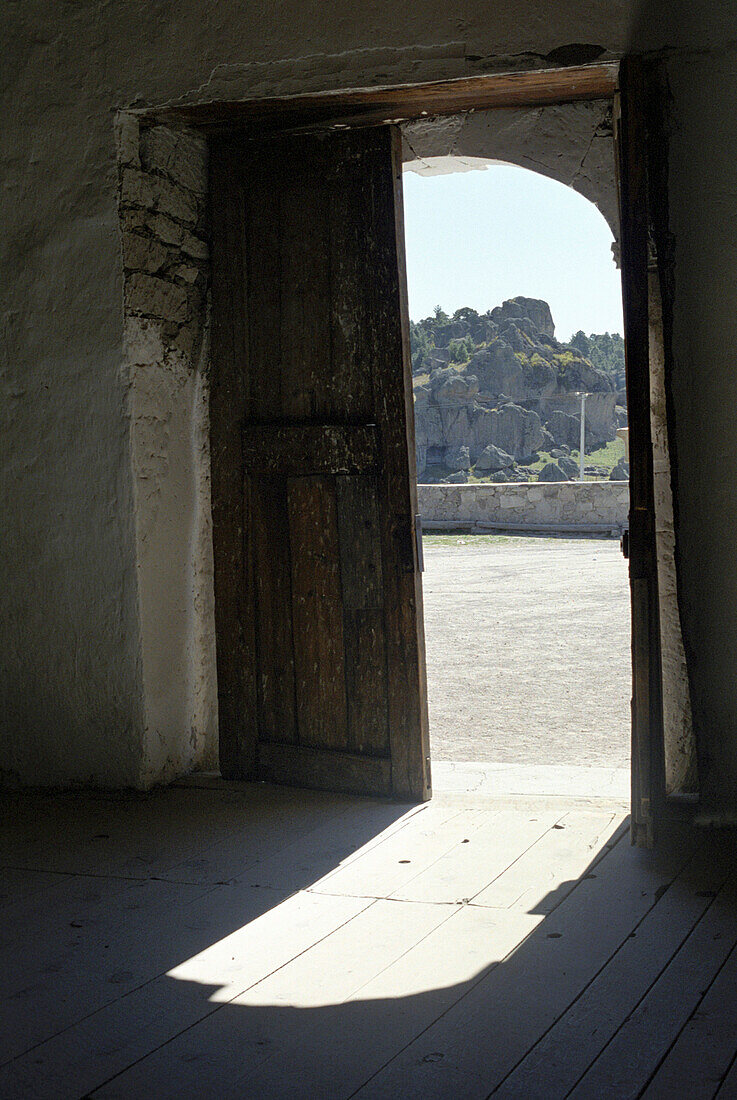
[643,937,737,1099]
[472,809,625,911]
[240,798,426,892]
[310,804,488,899]
[225,903,544,1100]
[494,832,735,1098]
[0,877,220,1064]
[353,827,696,1098]
[0,867,72,909]
[2,786,736,1100]
[568,871,737,1098]
[391,808,563,904]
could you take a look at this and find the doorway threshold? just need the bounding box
[432,760,629,809]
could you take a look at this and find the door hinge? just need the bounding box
[621,528,629,559]
[415,513,425,572]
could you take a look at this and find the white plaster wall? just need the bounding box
[119,122,217,786]
[656,31,737,812]
[648,269,695,794]
[419,481,629,527]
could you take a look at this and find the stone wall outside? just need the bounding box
[418,481,629,528]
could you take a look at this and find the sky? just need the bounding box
[401,163,623,343]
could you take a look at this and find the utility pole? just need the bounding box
[577,392,587,481]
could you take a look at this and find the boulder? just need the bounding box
[496,320,534,353]
[433,320,470,348]
[437,405,474,448]
[540,428,556,452]
[444,471,468,484]
[474,443,514,472]
[609,459,630,481]
[537,461,569,482]
[558,454,580,479]
[615,404,628,427]
[444,445,471,472]
[427,348,451,367]
[520,353,557,399]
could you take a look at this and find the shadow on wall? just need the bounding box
[2,787,734,1097]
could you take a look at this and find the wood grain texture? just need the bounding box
[244,155,283,420]
[368,127,431,800]
[337,476,389,755]
[335,475,384,610]
[145,63,619,135]
[288,476,348,751]
[616,58,666,843]
[242,423,379,476]
[209,139,258,778]
[343,609,390,756]
[328,138,375,421]
[252,476,298,743]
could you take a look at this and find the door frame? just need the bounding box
[201,57,671,824]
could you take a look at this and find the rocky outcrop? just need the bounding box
[412,298,623,483]
[537,461,569,482]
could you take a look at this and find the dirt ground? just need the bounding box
[422,535,631,768]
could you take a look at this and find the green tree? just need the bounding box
[570,330,591,356]
[449,337,473,363]
[452,306,479,325]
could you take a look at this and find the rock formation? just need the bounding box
[411,298,626,483]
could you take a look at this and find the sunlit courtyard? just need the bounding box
[423,534,631,769]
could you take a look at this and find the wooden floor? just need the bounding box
[1,781,736,1099]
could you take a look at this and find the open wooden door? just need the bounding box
[615,57,667,845]
[210,125,431,801]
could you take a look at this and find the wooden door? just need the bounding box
[615,58,666,845]
[210,125,431,801]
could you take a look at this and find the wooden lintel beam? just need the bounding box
[141,63,619,136]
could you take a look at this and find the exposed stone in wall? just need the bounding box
[117,116,217,786]
[418,481,629,528]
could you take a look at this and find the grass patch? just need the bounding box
[585,437,626,473]
[422,533,522,547]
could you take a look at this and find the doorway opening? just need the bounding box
[401,147,632,799]
[393,98,697,810]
